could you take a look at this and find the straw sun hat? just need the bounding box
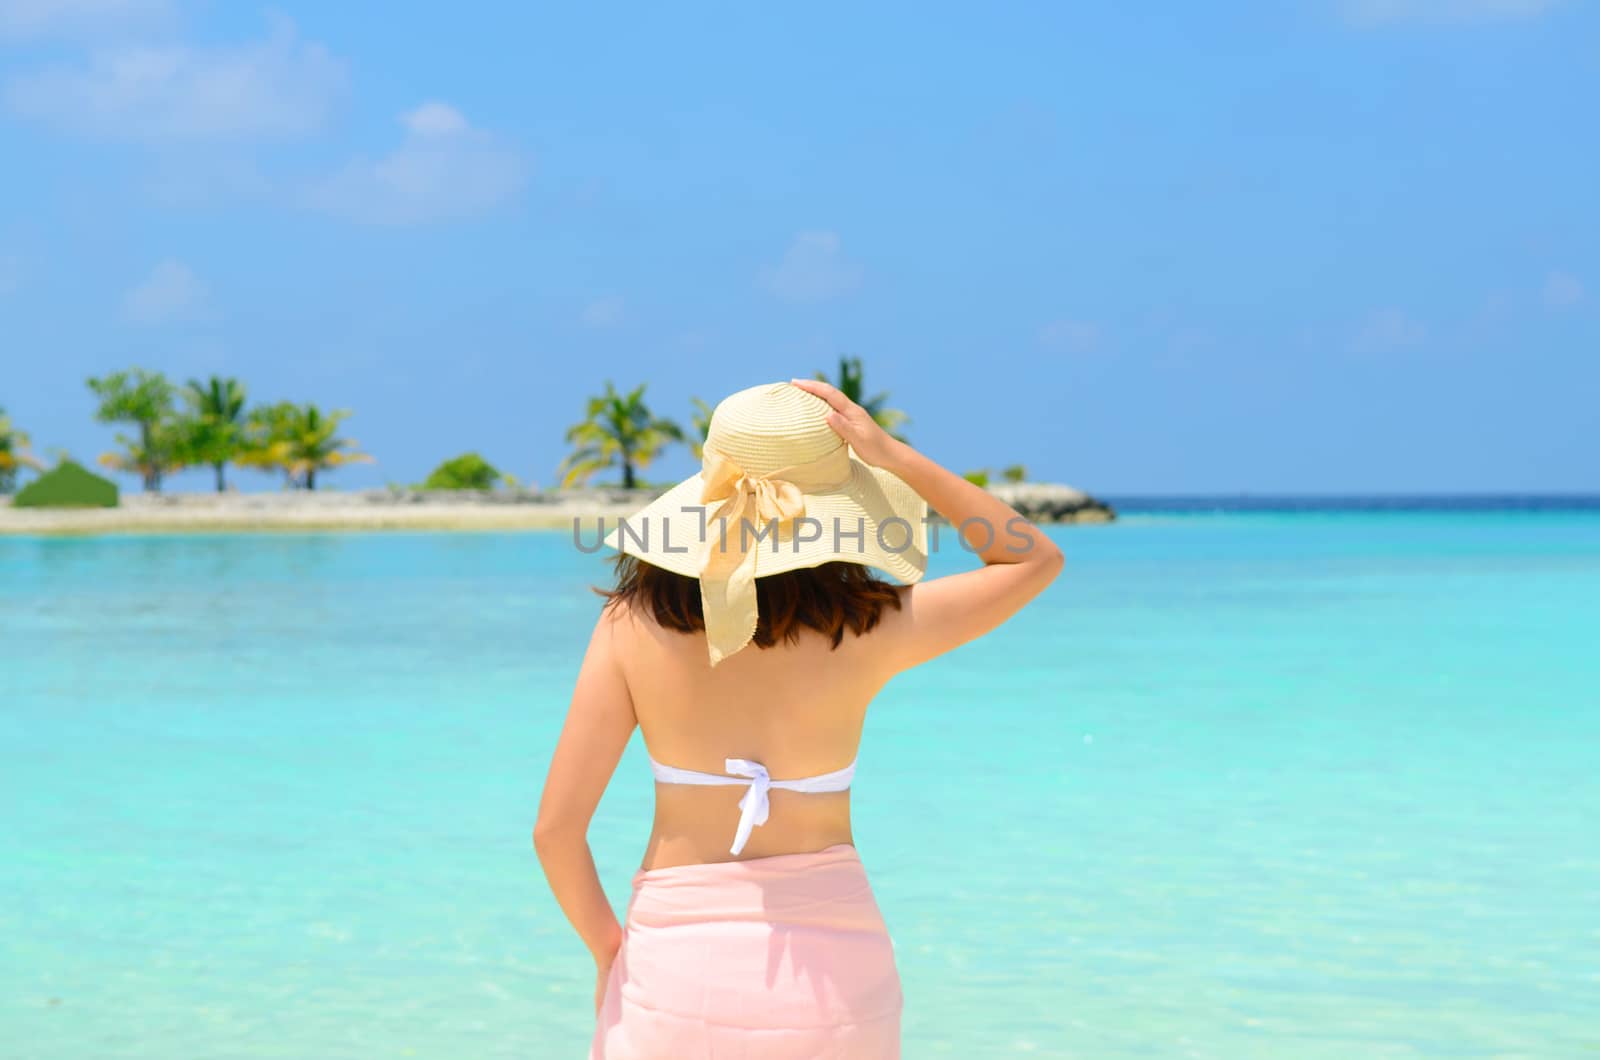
[603,381,929,665]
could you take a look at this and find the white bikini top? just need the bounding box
[647,754,857,856]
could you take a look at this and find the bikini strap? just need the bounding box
[647,754,856,855]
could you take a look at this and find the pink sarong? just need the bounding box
[589,843,902,1059]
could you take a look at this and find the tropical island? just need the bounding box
[0,359,1114,535]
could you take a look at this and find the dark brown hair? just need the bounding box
[598,555,902,649]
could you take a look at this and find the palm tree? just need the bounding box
[559,382,684,489]
[688,397,713,459]
[0,406,43,493]
[87,369,181,491]
[96,427,188,488]
[239,402,372,490]
[237,401,297,489]
[181,376,248,492]
[1001,464,1027,484]
[814,356,909,441]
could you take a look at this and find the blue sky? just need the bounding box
[1,0,1595,494]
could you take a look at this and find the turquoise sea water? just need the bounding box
[3,511,1598,1058]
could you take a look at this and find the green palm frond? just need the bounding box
[688,397,713,459]
[85,368,182,491]
[558,381,684,489]
[238,402,372,489]
[175,378,252,491]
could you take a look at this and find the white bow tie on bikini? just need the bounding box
[647,754,858,855]
[724,758,775,857]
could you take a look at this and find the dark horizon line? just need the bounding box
[1101,490,1600,499]
[1102,493,1600,512]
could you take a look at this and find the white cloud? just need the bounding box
[304,101,526,225]
[1350,308,1427,353]
[760,231,863,303]
[581,295,625,328]
[1341,0,1562,24]
[1039,318,1101,353]
[122,258,202,323]
[404,100,468,136]
[1543,270,1585,309]
[0,0,170,39]
[3,13,344,140]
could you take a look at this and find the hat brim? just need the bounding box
[602,458,928,585]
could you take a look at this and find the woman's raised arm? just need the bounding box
[790,377,1065,672]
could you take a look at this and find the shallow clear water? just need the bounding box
[3,513,1598,1058]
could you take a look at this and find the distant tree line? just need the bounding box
[80,369,371,493]
[4,356,1028,496]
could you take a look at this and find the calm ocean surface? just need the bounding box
[3,510,1598,1058]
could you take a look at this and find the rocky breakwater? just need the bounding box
[985,483,1115,524]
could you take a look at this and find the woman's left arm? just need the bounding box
[534,605,637,971]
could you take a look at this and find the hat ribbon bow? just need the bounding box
[696,445,852,666]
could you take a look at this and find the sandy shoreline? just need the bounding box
[0,484,1115,536]
[0,490,649,536]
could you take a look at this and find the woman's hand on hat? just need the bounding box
[789,378,904,469]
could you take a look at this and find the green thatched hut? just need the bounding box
[13,461,119,508]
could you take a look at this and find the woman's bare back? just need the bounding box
[612,597,896,870]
